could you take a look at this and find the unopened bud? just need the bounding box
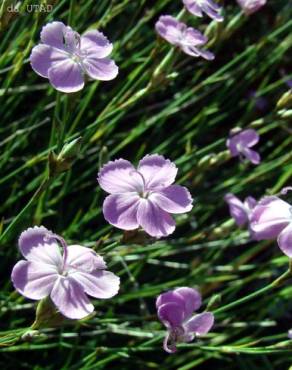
[277,90,292,109]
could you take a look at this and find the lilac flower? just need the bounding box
[250,196,292,257]
[30,21,118,93]
[226,129,261,165]
[156,287,214,353]
[11,226,120,319]
[183,0,224,22]
[155,16,214,60]
[224,193,257,226]
[236,0,267,15]
[97,154,193,238]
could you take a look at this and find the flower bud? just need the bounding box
[277,90,292,109]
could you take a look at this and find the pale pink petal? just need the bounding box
[82,57,118,81]
[11,260,58,300]
[278,224,292,258]
[103,193,140,230]
[242,147,261,164]
[158,302,185,328]
[40,21,67,50]
[48,59,84,93]
[150,185,193,214]
[66,245,107,273]
[138,154,178,189]
[250,196,291,239]
[69,270,120,299]
[30,44,68,78]
[184,312,214,336]
[183,1,203,17]
[97,159,142,193]
[156,290,186,310]
[18,226,62,267]
[182,45,215,60]
[224,193,249,226]
[50,277,94,319]
[155,16,185,45]
[238,129,259,147]
[137,199,175,237]
[184,28,208,45]
[81,30,113,58]
[175,287,202,316]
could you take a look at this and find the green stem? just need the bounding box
[0,176,51,244]
[214,268,292,315]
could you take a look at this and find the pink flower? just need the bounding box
[183,0,224,22]
[11,226,120,319]
[225,193,257,226]
[155,15,214,60]
[97,154,193,238]
[30,22,118,93]
[250,196,292,258]
[226,129,261,165]
[236,0,267,15]
[156,287,214,353]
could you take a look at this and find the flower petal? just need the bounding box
[184,312,214,336]
[156,290,186,310]
[224,193,249,226]
[201,3,224,21]
[158,302,185,328]
[11,260,58,300]
[30,44,68,78]
[18,226,63,267]
[150,185,193,214]
[250,196,291,239]
[69,270,120,299]
[278,224,292,258]
[175,287,202,316]
[163,331,177,353]
[242,147,261,164]
[137,199,175,237]
[81,30,113,58]
[138,154,178,189]
[155,16,185,45]
[183,0,203,17]
[40,21,67,50]
[97,159,141,193]
[82,57,118,81]
[103,193,140,230]
[182,45,215,60]
[244,196,257,211]
[239,129,260,147]
[48,59,84,93]
[66,245,107,273]
[50,277,94,319]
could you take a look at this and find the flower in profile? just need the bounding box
[226,129,261,165]
[97,154,193,238]
[156,287,214,353]
[224,193,256,226]
[183,0,224,22]
[30,21,118,93]
[236,0,267,15]
[250,196,292,257]
[155,16,214,60]
[11,226,120,319]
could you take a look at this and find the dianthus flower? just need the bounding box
[183,0,224,22]
[30,21,118,92]
[155,16,214,60]
[11,226,120,319]
[236,0,267,15]
[156,287,214,353]
[226,129,261,165]
[97,154,193,238]
[224,193,257,226]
